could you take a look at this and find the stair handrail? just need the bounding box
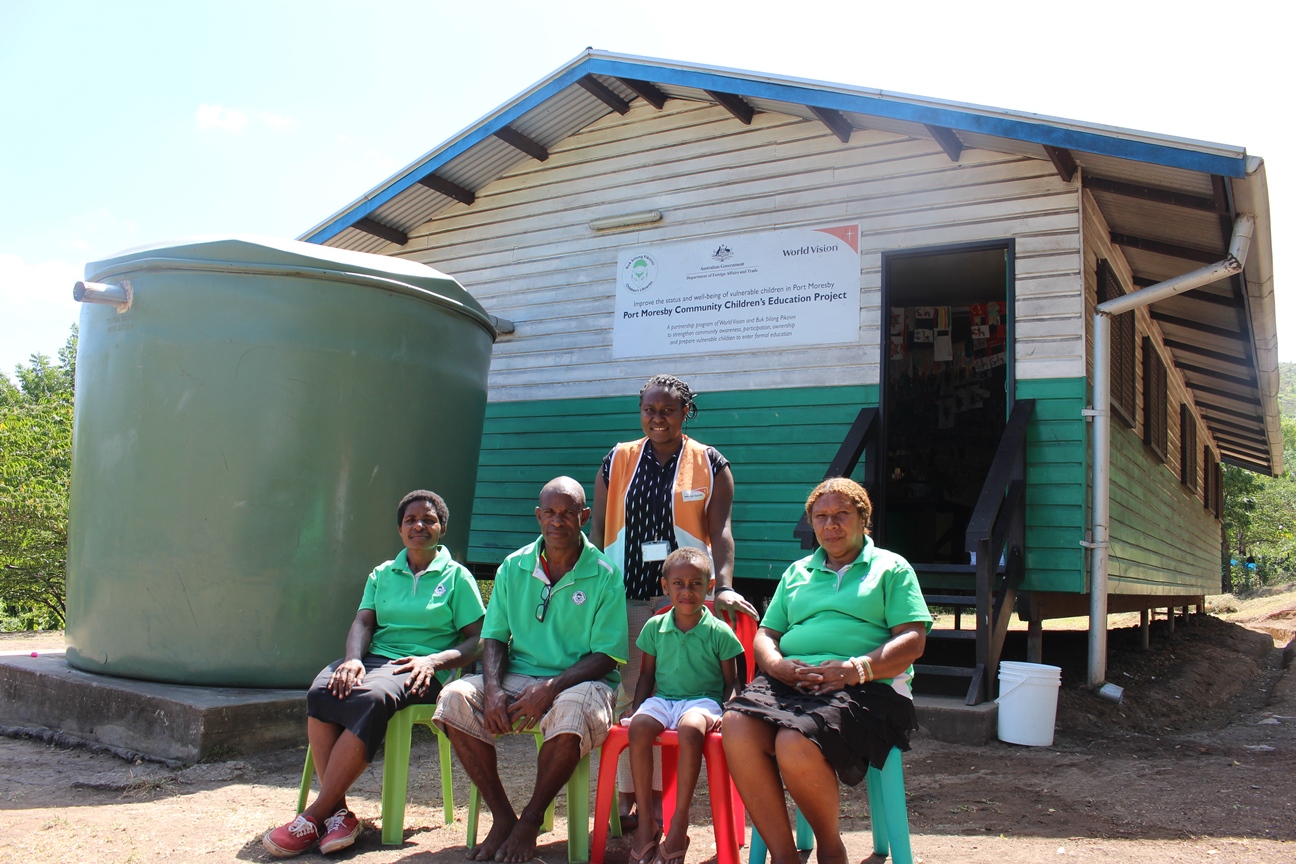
[793,406,880,549]
[964,398,1034,704]
[965,399,1034,553]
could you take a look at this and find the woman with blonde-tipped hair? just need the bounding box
[722,477,932,864]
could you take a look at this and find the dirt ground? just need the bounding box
[2,587,1294,864]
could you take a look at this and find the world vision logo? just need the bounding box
[623,254,657,293]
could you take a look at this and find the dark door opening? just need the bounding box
[880,243,1012,566]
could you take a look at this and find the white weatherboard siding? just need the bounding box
[381,100,1084,402]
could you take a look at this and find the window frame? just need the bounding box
[1098,259,1136,429]
[1142,336,1168,463]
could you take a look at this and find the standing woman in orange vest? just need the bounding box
[590,374,757,830]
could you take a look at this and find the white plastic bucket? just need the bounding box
[995,660,1062,746]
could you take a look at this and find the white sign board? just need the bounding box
[613,224,861,359]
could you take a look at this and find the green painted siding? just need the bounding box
[1014,376,1221,595]
[470,384,876,580]
[472,376,1215,597]
[1017,378,1087,592]
[1108,418,1220,594]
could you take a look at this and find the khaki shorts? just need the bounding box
[434,673,615,757]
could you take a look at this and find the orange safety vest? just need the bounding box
[604,436,715,576]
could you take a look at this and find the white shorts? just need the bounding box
[626,696,723,732]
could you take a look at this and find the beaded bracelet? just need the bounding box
[850,656,867,685]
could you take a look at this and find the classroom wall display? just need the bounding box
[612,224,861,358]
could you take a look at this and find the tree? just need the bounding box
[0,327,76,629]
[1222,402,1296,592]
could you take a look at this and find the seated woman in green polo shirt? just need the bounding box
[722,477,932,864]
[263,490,485,859]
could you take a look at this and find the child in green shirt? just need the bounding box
[625,548,744,864]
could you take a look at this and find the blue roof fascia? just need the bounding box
[307,53,1248,245]
[304,61,599,245]
[585,56,1249,180]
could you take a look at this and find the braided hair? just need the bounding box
[639,374,699,421]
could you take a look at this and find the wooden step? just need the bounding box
[915,663,976,679]
[922,593,977,607]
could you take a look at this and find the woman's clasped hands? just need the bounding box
[770,656,860,695]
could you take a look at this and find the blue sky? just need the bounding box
[2,0,1291,380]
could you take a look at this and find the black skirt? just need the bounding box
[725,672,918,787]
[306,654,443,762]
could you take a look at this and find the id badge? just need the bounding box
[641,541,671,562]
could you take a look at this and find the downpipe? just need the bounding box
[1087,214,1255,690]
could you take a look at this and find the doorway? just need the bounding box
[879,242,1013,565]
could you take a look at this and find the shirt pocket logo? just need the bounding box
[572,590,588,606]
[433,583,447,596]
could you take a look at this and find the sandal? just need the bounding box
[628,829,661,864]
[654,836,690,864]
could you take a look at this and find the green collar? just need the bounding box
[523,534,610,586]
[660,603,713,634]
[392,545,451,575]
[808,535,876,574]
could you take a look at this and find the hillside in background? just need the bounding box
[1279,362,1295,418]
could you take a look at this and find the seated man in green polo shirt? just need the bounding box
[435,476,629,863]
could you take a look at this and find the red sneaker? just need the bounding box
[262,814,320,857]
[319,808,362,854]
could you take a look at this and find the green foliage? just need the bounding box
[1277,362,1296,417]
[0,327,76,630]
[1223,364,1296,592]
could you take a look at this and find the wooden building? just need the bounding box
[301,50,1281,700]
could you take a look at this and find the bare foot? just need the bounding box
[468,817,516,861]
[811,837,847,864]
[493,813,544,863]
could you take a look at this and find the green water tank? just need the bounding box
[65,237,496,687]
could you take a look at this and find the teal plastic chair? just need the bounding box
[465,726,592,864]
[747,746,912,864]
[297,702,455,845]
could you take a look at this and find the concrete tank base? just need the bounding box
[0,652,305,763]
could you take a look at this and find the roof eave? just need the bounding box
[299,50,1250,246]
[1230,158,1284,476]
[299,47,601,244]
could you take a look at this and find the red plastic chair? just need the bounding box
[591,605,758,864]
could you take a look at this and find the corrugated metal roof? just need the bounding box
[298,48,1279,475]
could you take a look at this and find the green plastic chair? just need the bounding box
[747,746,912,864]
[465,726,593,864]
[296,702,455,845]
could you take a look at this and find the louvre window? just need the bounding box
[1142,337,1168,462]
[1098,259,1136,428]
[1180,403,1198,490]
[1203,445,1215,511]
[1212,459,1224,518]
